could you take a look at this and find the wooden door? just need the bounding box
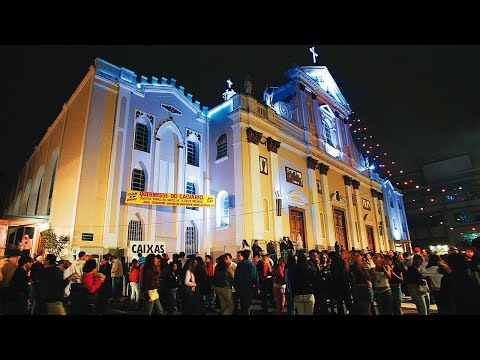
[289,209,306,250]
[333,208,348,250]
[366,225,375,253]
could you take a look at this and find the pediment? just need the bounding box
[287,190,308,205]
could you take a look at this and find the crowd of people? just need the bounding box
[1,236,479,315]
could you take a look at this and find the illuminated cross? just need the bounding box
[227,79,233,89]
[310,46,318,64]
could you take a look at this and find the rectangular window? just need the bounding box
[134,123,148,152]
[186,182,198,211]
[131,169,145,191]
[128,220,143,241]
[187,141,199,166]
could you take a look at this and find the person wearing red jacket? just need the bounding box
[80,259,105,315]
[129,259,141,309]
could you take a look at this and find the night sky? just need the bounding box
[1,45,480,202]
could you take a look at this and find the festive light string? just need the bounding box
[45,189,381,230]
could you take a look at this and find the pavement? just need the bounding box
[105,294,438,315]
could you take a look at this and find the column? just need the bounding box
[232,122,244,248]
[371,189,383,252]
[319,163,335,249]
[352,179,367,250]
[377,192,393,251]
[343,175,358,249]
[176,143,186,253]
[246,127,263,239]
[307,156,321,249]
[268,137,283,243]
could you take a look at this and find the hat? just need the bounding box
[60,254,75,263]
[5,245,22,257]
[18,256,33,267]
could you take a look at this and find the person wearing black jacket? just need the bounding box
[165,262,180,315]
[7,256,33,314]
[293,253,315,315]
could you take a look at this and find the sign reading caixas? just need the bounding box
[129,241,166,256]
[126,191,215,207]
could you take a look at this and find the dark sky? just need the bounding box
[1,45,480,200]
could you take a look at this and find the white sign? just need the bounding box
[129,241,166,257]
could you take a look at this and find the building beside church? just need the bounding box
[2,57,410,259]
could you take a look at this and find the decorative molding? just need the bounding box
[161,103,182,115]
[246,127,263,145]
[352,180,360,190]
[362,198,371,211]
[307,156,318,170]
[371,189,378,198]
[364,214,374,224]
[318,163,330,175]
[154,115,173,140]
[186,128,201,142]
[135,109,154,123]
[287,190,308,205]
[266,137,281,153]
[343,175,352,186]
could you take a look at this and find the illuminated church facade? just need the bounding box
[3,57,410,259]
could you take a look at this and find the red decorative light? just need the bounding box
[427,188,431,192]
[441,189,446,192]
[391,161,395,165]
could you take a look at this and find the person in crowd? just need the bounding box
[37,254,77,315]
[97,254,112,314]
[193,256,209,314]
[182,258,202,315]
[329,251,350,315]
[364,252,375,269]
[295,234,304,257]
[350,251,373,315]
[293,253,315,315]
[137,252,146,267]
[7,255,33,314]
[165,262,180,315]
[286,236,294,258]
[178,251,187,270]
[279,237,288,259]
[20,235,32,257]
[0,246,22,314]
[387,254,404,315]
[257,251,274,313]
[129,258,141,310]
[204,254,215,310]
[29,254,45,315]
[420,253,448,305]
[234,249,259,315]
[251,240,262,258]
[438,253,480,315]
[142,254,163,315]
[334,241,340,254]
[110,255,124,303]
[469,237,480,287]
[213,254,234,315]
[308,249,327,315]
[172,254,182,276]
[371,254,393,315]
[285,254,296,315]
[240,239,250,251]
[79,259,105,314]
[267,240,277,264]
[405,254,430,315]
[272,256,286,315]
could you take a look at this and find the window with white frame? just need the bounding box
[325,124,334,147]
[216,190,230,227]
[134,123,149,152]
[216,134,227,160]
[185,225,198,255]
[128,220,143,241]
[186,182,198,211]
[131,169,145,191]
[187,140,199,166]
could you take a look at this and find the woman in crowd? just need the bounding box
[284,254,296,315]
[272,256,286,315]
[387,254,404,315]
[129,258,141,310]
[257,252,274,313]
[165,262,180,315]
[142,254,163,315]
[213,254,234,315]
[371,254,393,315]
[80,259,105,315]
[240,239,250,251]
[350,251,373,315]
[293,253,315,315]
[420,253,448,305]
[405,254,430,315]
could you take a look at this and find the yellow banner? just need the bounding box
[125,191,215,207]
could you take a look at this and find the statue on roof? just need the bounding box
[244,74,252,95]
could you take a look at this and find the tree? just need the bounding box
[41,228,69,257]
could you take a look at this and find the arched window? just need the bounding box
[187,140,199,166]
[134,122,149,152]
[185,223,198,255]
[216,134,227,160]
[128,219,143,241]
[131,169,145,191]
[34,178,43,215]
[186,181,198,211]
[20,180,32,215]
[13,191,22,215]
[216,190,229,227]
[47,158,58,216]
[263,198,269,231]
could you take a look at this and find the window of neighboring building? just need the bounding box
[185,225,198,255]
[131,169,145,191]
[128,220,143,241]
[187,140,199,166]
[186,182,198,211]
[134,123,149,152]
[216,134,227,160]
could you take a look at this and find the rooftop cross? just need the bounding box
[227,79,233,89]
[309,46,318,64]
